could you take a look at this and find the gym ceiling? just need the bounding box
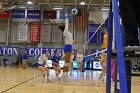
[0,0,110,11]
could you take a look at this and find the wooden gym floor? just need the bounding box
[0,67,140,93]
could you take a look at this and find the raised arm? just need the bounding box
[64,13,69,33]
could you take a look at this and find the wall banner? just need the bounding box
[12,10,25,18]
[27,10,41,19]
[30,22,40,43]
[18,23,28,41]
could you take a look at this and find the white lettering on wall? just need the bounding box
[0,47,18,55]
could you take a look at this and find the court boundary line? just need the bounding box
[0,73,43,93]
[51,81,95,86]
[0,69,104,93]
[95,79,103,93]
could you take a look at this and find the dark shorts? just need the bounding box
[64,44,72,52]
[36,63,44,67]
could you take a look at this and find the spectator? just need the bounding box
[22,51,28,69]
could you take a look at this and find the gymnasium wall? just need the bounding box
[0,10,109,50]
[0,19,8,43]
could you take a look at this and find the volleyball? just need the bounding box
[71,8,78,15]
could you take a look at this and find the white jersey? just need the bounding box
[37,54,48,65]
[76,54,84,62]
[63,18,73,45]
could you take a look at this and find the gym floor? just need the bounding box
[0,67,140,93]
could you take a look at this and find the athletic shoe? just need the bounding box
[98,73,103,80]
[66,77,70,82]
[57,77,62,81]
[61,76,70,83]
[98,74,105,84]
[44,79,51,83]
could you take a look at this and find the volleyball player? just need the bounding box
[85,51,92,70]
[22,51,28,69]
[58,13,73,82]
[99,21,108,83]
[76,49,84,75]
[51,49,61,80]
[37,50,51,83]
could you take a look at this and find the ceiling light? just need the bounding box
[101,9,109,11]
[19,6,26,8]
[101,7,110,11]
[53,7,63,10]
[27,1,33,4]
[80,2,85,5]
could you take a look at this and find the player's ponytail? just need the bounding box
[58,24,65,32]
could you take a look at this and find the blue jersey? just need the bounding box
[3,58,8,62]
[22,54,28,60]
[85,55,92,61]
[51,54,61,64]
